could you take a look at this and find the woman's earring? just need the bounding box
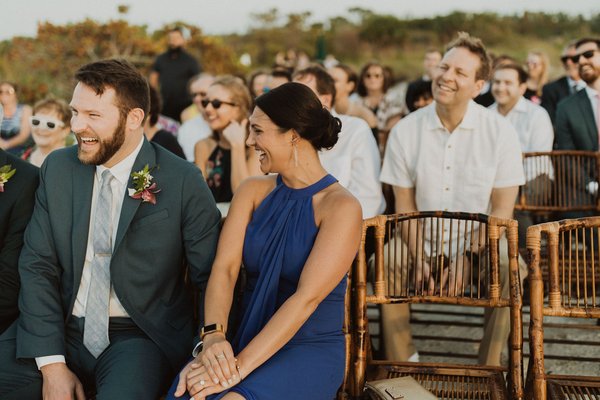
[292,140,298,167]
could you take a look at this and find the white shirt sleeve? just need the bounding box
[36,355,66,370]
[380,122,414,188]
[493,118,526,188]
[528,107,554,153]
[347,119,386,218]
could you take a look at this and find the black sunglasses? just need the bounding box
[201,98,237,109]
[563,49,598,64]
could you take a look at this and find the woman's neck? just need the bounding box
[278,148,328,189]
[2,102,17,116]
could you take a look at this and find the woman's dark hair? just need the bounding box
[255,82,341,151]
[356,62,393,97]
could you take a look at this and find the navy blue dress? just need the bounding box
[166,174,347,400]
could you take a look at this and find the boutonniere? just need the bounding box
[128,164,161,204]
[0,164,16,193]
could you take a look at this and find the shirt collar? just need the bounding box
[426,100,477,131]
[585,85,599,100]
[95,136,145,185]
[567,76,586,91]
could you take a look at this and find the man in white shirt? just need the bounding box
[380,32,525,366]
[178,74,214,161]
[0,59,221,399]
[490,62,554,247]
[293,65,386,218]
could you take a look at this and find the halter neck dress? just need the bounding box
[167,173,347,400]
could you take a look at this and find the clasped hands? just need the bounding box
[174,334,242,399]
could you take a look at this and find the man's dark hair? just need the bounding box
[445,32,492,81]
[147,86,161,126]
[493,63,528,85]
[74,59,150,122]
[575,37,600,49]
[332,64,359,93]
[293,64,337,104]
[270,67,292,82]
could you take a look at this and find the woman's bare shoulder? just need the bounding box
[317,183,362,222]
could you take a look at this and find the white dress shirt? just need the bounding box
[177,115,212,161]
[489,97,554,181]
[585,86,599,123]
[319,112,386,218]
[36,137,144,369]
[380,101,524,251]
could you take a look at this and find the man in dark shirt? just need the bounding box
[150,27,200,122]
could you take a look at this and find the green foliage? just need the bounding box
[1,10,599,105]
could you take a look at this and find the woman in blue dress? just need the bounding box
[167,82,362,400]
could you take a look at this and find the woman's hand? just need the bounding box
[222,119,248,149]
[186,363,240,399]
[195,333,240,389]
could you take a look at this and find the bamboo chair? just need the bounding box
[351,212,524,400]
[516,151,599,213]
[526,218,600,400]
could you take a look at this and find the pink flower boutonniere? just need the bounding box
[128,164,161,204]
[0,164,16,193]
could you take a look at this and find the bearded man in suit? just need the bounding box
[0,59,221,400]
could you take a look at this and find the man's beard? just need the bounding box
[77,114,127,166]
[579,64,599,84]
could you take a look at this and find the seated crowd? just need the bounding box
[0,30,599,399]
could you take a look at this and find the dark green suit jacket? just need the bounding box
[555,89,598,151]
[0,150,38,334]
[16,139,221,370]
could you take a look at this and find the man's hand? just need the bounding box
[40,363,85,400]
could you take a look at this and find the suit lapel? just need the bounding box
[575,90,598,148]
[72,162,95,288]
[114,139,156,252]
[558,77,570,97]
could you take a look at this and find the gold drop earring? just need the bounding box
[292,136,298,167]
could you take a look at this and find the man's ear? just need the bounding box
[127,108,145,130]
[319,93,333,110]
[472,79,485,98]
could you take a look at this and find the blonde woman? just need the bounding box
[525,51,549,104]
[194,76,261,202]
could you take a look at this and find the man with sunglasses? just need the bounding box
[177,74,214,161]
[555,38,600,152]
[0,105,39,336]
[541,41,586,125]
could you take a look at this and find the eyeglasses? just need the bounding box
[365,73,382,79]
[191,91,207,98]
[200,98,237,109]
[565,49,598,64]
[0,88,15,95]
[30,115,65,130]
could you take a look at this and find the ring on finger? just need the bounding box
[200,379,205,386]
[216,353,226,360]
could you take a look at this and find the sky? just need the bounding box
[1,0,599,41]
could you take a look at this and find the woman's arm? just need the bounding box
[176,177,275,397]
[194,138,215,179]
[234,189,362,380]
[224,120,260,192]
[2,105,32,150]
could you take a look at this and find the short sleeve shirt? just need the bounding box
[380,101,525,214]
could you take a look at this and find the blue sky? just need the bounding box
[1,0,599,40]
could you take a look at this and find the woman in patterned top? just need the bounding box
[194,76,261,202]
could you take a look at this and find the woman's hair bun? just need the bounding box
[313,108,341,150]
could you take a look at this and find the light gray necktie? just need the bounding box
[84,170,114,358]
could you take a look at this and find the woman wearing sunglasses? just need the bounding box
[0,81,33,156]
[22,98,72,167]
[352,62,404,150]
[166,82,362,400]
[194,76,261,203]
